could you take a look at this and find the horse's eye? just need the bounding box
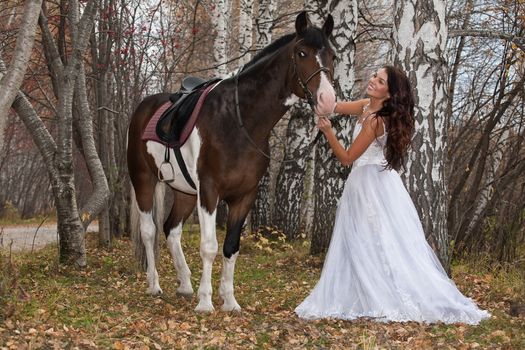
[333,54,337,61]
[297,50,307,58]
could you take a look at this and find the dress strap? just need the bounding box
[375,116,387,138]
[361,113,387,137]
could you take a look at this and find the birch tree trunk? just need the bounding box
[251,172,270,230]
[0,0,43,153]
[274,108,317,239]
[392,0,450,266]
[213,0,232,77]
[212,0,233,226]
[73,64,110,233]
[250,0,275,230]
[273,2,336,240]
[88,0,116,246]
[19,0,100,266]
[236,0,254,228]
[255,0,276,50]
[12,91,87,266]
[238,0,254,66]
[310,0,357,254]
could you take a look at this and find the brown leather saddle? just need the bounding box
[156,76,221,146]
[151,76,220,190]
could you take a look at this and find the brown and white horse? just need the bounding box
[127,12,336,312]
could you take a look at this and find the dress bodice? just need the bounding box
[352,120,388,168]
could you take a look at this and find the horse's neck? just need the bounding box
[237,52,293,143]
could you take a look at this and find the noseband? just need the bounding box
[292,39,333,109]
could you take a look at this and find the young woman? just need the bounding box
[295,66,490,324]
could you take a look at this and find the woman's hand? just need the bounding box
[317,117,332,134]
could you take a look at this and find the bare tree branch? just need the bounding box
[449,29,525,52]
[0,0,43,153]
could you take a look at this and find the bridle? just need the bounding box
[234,39,334,163]
[291,38,334,109]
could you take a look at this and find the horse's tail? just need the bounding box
[131,182,166,271]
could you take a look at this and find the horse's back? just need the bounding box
[129,93,171,132]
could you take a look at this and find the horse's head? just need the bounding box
[290,11,336,115]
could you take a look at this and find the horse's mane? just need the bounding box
[243,28,330,71]
[243,33,296,69]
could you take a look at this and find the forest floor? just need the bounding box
[0,226,524,349]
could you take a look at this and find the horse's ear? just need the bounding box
[295,11,309,36]
[322,14,334,38]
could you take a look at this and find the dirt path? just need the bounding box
[0,223,98,252]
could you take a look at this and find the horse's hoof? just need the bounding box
[147,287,163,295]
[221,302,241,312]
[176,289,194,299]
[195,302,215,313]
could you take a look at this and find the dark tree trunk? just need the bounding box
[251,170,270,230]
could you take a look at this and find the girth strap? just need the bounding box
[160,145,197,190]
[173,146,197,190]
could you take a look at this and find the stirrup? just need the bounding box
[158,161,175,183]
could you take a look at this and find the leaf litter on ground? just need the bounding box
[0,227,524,349]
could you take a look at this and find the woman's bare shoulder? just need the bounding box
[363,115,385,137]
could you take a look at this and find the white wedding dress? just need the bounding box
[295,120,490,324]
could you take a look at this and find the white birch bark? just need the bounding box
[238,0,254,66]
[330,1,358,98]
[274,110,316,239]
[213,0,232,77]
[0,0,43,153]
[273,3,320,239]
[311,0,357,254]
[275,2,355,242]
[250,0,275,230]
[392,0,450,265]
[255,0,276,50]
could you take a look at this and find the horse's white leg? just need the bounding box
[139,210,162,295]
[166,222,193,297]
[219,252,241,311]
[195,201,218,312]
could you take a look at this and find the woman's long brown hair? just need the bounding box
[375,65,415,171]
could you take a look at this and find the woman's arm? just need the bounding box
[317,116,384,166]
[315,98,369,117]
[333,98,369,116]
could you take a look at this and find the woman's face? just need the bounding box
[366,68,390,101]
